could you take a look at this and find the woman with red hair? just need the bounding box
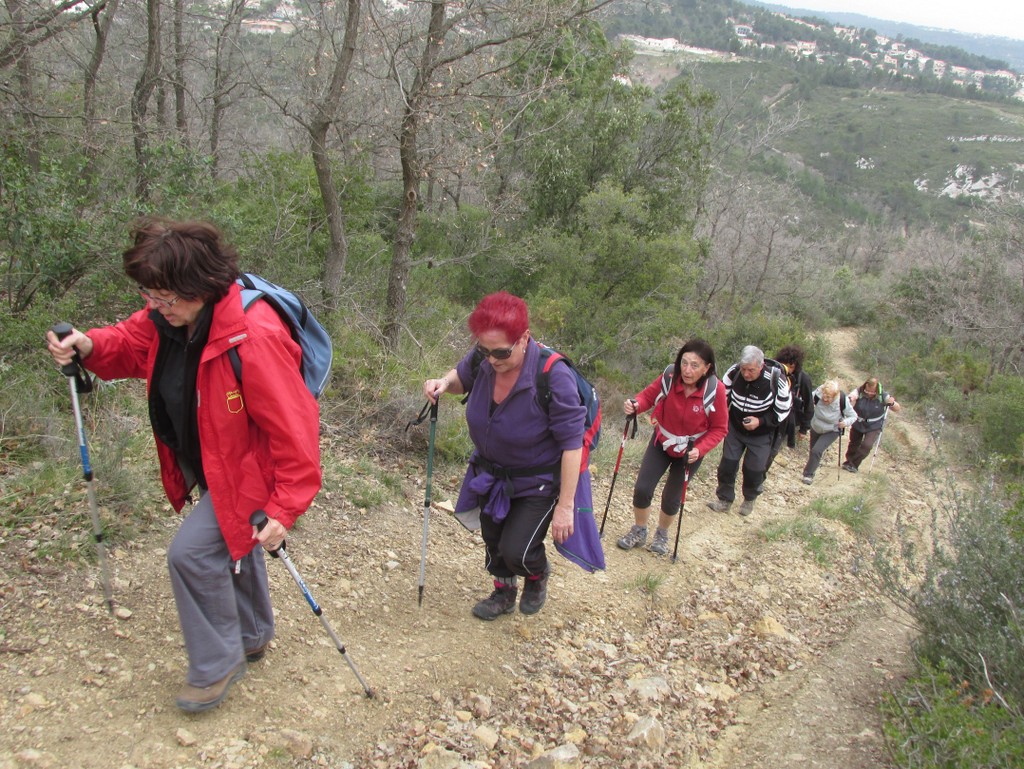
[423,292,586,620]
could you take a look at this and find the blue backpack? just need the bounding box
[228,273,333,398]
[535,344,602,469]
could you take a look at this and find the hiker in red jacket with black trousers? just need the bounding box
[46,218,321,714]
[616,339,728,556]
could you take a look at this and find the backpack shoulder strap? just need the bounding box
[536,346,561,411]
[840,391,847,413]
[228,278,265,385]
[702,374,719,415]
[654,364,674,408]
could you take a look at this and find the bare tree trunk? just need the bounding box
[313,0,361,307]
[210,0,248,179]
[382,0,445,351]
[5,0,40,170]
[173,0,188,142]
[133,0,162,202]
[83,0,120,186]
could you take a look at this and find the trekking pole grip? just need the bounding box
[250,510,285,557]
[51,322,82,378]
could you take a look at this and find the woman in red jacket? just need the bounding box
[616,339,728,555]
[46,219,321,713]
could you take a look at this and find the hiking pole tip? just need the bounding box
[251,510,375,699]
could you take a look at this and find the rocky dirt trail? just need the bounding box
[0,329,932,769]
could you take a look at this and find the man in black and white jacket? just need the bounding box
[707,346,791,517]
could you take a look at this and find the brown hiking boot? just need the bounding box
[245,642,270,663]
[707,499,732,513]
[176,660,246,713]
[472,584,517,621]
[738,499,756,517]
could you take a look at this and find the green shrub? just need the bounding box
[876,484,1024,707]
[975,375,1024,470]
[884,662,1024,769]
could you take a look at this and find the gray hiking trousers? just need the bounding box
[167,491,274,687]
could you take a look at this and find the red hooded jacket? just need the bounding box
[84,283,322,560]
[633,372,728,460]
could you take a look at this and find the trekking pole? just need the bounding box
[406,401,438,606]
[837,427,844,481]
[599,412,638,537]
[867,406,890,473]
[250,511,375,698]
[671,439,693,564]
[51,323,114,616]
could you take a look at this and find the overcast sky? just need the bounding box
[779,1,1024,41]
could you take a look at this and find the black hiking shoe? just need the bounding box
[520,566,550,616]
[472,584,517,621]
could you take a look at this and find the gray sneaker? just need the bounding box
[617,525,648,550]
[649,527,670,555]
[802,475,814,485]
[738,499,756,517]
[472,584,517,621]
[707,499,732,513]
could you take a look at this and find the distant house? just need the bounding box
[734,24,753,38]
[890,42,906,54]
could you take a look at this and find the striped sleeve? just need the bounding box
[772,368,792,426]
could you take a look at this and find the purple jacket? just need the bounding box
[454,340,585,516]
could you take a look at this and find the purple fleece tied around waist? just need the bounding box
[467,470,511,522]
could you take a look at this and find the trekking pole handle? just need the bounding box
[51,322,83,377]
[250,510,285,557]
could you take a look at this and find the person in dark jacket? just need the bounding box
[775,345,813,448]
[616,339,728,555]
[843,377,901,472]
[707,346,791,517]
[423,292,587,620]
[46,219,322,713]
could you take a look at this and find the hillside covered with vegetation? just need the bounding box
[2,0,1023,766]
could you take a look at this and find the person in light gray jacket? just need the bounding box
[801,380,857,485]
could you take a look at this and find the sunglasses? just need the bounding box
[138,285,181,309]
[476,343,516,360]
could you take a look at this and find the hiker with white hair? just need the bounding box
[801,379,857,485]
[707,346,791,517]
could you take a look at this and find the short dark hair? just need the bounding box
[675,338,717,386]
[775,344,805,370]
[123,218,240,301]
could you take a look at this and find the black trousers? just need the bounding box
[632,437,703,516]
[715,429,773,503]
[479,494,555,579]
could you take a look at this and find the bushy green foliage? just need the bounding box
[884,662,1024,769]
[877,485,1024,707]
[526,181,704,367]
[974,376,1024,470]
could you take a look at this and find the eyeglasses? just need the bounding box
[476,343,516,360]
[138,285,181,309]
[679,359,707,370]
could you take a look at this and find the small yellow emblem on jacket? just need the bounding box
[226,389,244,414]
